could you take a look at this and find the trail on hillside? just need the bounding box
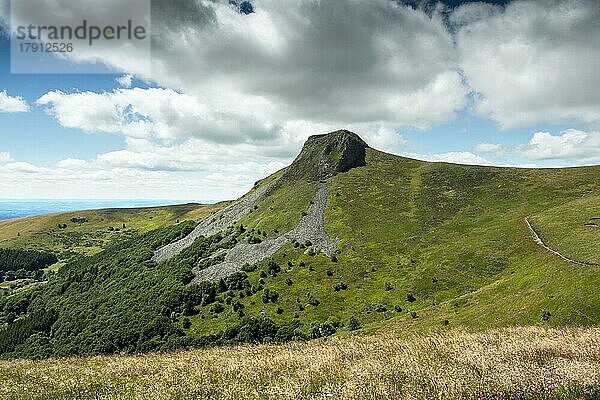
[525,217,599,267]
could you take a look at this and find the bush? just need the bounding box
[394,305,403,313]
[210,303,224,314]
[410,311,418,319]
[306,292,320,306]
[248,236,262,244]
[285,278,293,286]
[332,282,348,291]
[384,282,393,291]
[348,315,360,331]
[266,260,281,277]
[241,263,258,272]
[262,288,279,304]
[540,309,551,321]
[406,293,416,302]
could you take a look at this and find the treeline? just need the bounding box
[0,221,339,359]
[0,249,58,272]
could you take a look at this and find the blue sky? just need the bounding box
[0,0,598,200]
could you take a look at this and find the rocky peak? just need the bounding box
[282,130,369,181]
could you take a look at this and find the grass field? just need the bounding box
[0,326,598,400]
[185,149,600,336]
[529,194,600,265]
[0,202,227,258]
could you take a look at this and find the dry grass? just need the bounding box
[1,326,599,400]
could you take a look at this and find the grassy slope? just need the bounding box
[0,202,227,258]
[0,148,598,345]
[186,149,600,336]
[1,326,598,400]
[529,194,600,264]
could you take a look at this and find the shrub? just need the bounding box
[331,255,338,262]
[326,269,334,277]
[241,263,258,272]
[285,278,293,286]
[410,311,418,319]
[266,260,281,277]
[306,292,320,306]
[540,309,551,322]
[182,318,192,329]
[332,282,348,291]
[248,236,262,244]
[394,305,403,313]
[406,293,416,302]
[348,315,360,331]
[384,282,393,291]
[210,303,224,314]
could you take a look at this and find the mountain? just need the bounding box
[0,130,599,358]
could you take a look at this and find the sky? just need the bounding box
[0,0,599,200]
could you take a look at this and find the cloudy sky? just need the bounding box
[0,0,599,200]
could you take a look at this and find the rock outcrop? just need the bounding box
[281,129,368,182]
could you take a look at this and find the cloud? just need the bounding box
[116,75,133,88]
[56,158,88,169]
[36,88,282,144]
[0,91,29,113]
[29,0,468,139]
[518,129,600,163]
[455,0,600,129]
[403,151,490,166]
[474,143,504,153]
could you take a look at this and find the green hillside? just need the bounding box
[529,194,600,265]
[0,130,598,359]
[0,202,227,258]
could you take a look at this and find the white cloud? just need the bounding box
[0,152,12,163]
[36,88,281,144]
[474,143,503,153]
[403,151,490,166]
[0,91,29,113]
[518,129,600,163]
[455,0,600,129]
[116,74,133,88]
[56,158,88,169]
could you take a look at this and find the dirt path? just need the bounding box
[525,217,598,267]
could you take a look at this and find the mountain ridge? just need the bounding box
[0,129,598,359]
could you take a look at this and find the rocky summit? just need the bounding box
[282,129,369,182]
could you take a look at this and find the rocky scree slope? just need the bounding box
[154,130,369,282]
